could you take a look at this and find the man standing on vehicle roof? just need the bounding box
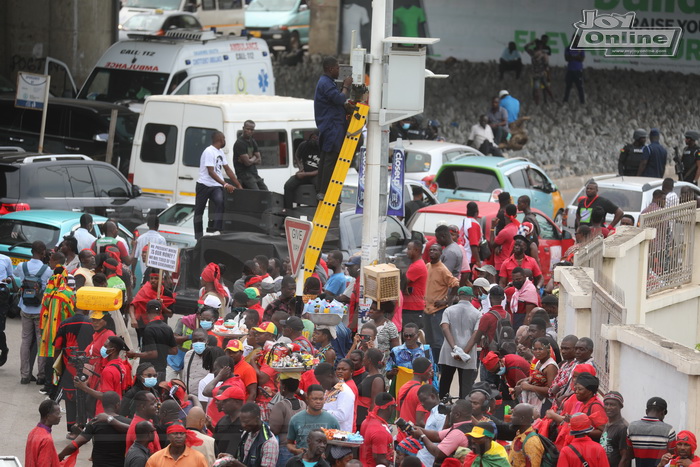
[194,131,242,240]
[314,56,353,199]
[233,120,268,191]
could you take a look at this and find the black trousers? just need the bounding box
[564,69,585,103]
[239,174,268,190]
[194,183,224,239]
[283,175,316,209]
[439,365,477,399]
[499,58,522,79]
[317,150,340,195]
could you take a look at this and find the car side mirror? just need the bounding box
[299,3,308,11]
[132,185,142,197]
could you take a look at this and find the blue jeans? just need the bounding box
[277,443,294,467]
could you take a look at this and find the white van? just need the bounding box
[128,94,317,202]
[119,0,245,36]
[77,31,274,106]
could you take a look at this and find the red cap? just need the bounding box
[214,385,246,401]
[482,351,501,372]
[574,363,596,376]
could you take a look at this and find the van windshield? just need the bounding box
[78,68,169,103]
[124,0,182,10]
[248,0,298,11]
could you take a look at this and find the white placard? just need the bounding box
[146,243,180,272]
[15,72,49,110]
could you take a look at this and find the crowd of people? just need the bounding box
[1,183,697,467]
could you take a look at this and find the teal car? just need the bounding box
[433,155,567,222]
[0,210,134,267]
[244,0,309,51]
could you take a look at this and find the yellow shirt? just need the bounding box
[508,426,545,467]
[145,445,208,467]
[425,261,460,315]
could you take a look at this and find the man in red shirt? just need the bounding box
[493,204,519,272]
[481,351,529,401]
[498,235,543,287]
[224,339,258,403]
[359,392,396,467]
[25,400,62,467]
[402,240,428,328]
[396,357,433,442]
[125,391,161,455]
[558,413,610,466]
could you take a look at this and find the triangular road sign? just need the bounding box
[284,218,313,276]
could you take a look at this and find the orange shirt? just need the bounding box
[425,261,460,315]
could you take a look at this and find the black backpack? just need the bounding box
[486,310,516,353]
[20,262,48,307]
[524,430,560,467]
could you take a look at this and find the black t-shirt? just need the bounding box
[233,136,260,178]
[141,319,176,372]
[681,145,700,182]
[404,200,427,221]
[214,414,243,456]
[577,196,619,225]
[601,418,629,466]
[82,415,132,467]
[296,140,320,173]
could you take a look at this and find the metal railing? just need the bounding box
[590,276,626,394]
[639,200,697,296]
[572,235,605,281]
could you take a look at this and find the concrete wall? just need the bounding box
[308,0,341,56]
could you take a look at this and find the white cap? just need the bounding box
[202,294,222,309]
[498,90,509,98]
[473,277,494,292]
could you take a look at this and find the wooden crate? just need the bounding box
[364,263,400,302]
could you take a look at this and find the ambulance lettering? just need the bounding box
[105,62,160,71]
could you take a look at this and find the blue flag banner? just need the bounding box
[355,146,366,214]
[388,143,405,216]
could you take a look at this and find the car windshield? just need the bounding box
[407,212,470,236]
[248,0,298,11]
[105,112,139,143]
[78,68,169,103]
[158,204,196,226]
[0,219,60,248]
[124,0,182,10]
[436,167,501,193]
[122,15,167,31]
[575,186,644,212]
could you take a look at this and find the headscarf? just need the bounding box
[676,430,698,454]
[201,263,227,299]
[166,424,203,447]
[575,373,599,393]
[103,258,123,276]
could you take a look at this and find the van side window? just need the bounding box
[67,165,95,197]
[219,0,242,9]
[184,127,218,167]
[237,130,287,168]
[140,123,177,164]
[201,0,215,9]
[174,75,219,95]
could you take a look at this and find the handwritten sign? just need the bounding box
[146,243,179,272]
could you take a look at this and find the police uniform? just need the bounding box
[618,143,647,176]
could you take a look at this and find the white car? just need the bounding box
[118,11,202,40]
[135,202,203,248]
[565,175,700,229]
[341,173,439,218]
[391,140,484,186]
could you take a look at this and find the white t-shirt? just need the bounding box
[468,124,495,148]
[73,227,97,252]
[341,4,370,53]
[323,382,356,432]
[197,145,228,187]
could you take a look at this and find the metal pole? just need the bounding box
[361,0,388,268]
[105,108,118,166]
[37,76,51,154]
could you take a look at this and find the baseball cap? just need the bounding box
[90,310,108,320]
[253,321,277,335]
[244,287,260,300]
[498,90,509,98]
[199,295,222,309]
[225,339,244,352]
[475,264,498,276]
[569,413,593,436]
[344,256,361,266]
[214,385,246,401]
[282,316,305,332]
[481,351,501,372]
[146,299,162,311]
[466,422,497,439]
[646,396,668,410]
[457,286,473,296]
[472,277,493,292]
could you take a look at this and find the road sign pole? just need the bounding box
[37,75,50,154]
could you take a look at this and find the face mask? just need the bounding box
[200,320,213,330]
[143,377,158,388]
[497,366,506,376]
[100,346,109,359]
[479,294,486,301]
[192,342,207,355]
[402,123,410,130]
[513,280,524,290]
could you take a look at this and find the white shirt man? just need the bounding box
[323,381,356,432]
[468,118,495,149]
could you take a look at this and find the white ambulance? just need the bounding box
[119,0,245,36]
[77,31,274,107]
[128,94,317,202]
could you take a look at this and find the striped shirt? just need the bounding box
[627,416,676,467]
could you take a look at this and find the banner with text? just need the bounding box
[387,144,405,217]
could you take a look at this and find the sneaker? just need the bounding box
[36,377,46,386]
[39,387,49,395]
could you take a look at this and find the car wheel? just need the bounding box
[554,210,564,228]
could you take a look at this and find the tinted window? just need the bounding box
[291,128,316,155]
[0,166,19,198]
[443,150,471,162]
[405,150,430,173]
[238,130,287,168]
[597,188,643,212]
[386,217,406,247]
[33,166,70,197]
[0,219,59,249]
[0,101,18,128]
[45,107,66,135]
[68,109,102,140]
[19,108,41,133]
[91,166,129,197]
[184,127,217,167]
[436,167,500,193]
[534,213,556,239]
[508,169,528,189]
[67,165,95,197]
[141,123,177,164]
[219,0,242,9]
[159,204,195,225]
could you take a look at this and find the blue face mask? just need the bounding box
[497,366,506,376]
[192,342,207,355]
[200,320,213,330]
[402,123,410,130]
[100,346,109,359]
[479,294,486,301]
[143,377,158,388]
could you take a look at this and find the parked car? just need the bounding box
[119,11,203,40]
[0,97,138,175]
[433,155,566,222]
[407,200,574,282]
[340,173,439,216]
[0,210,134,266]
[392,139,483,188]
[0,152,167,229]
[245,0,310,50]
[565,175,700,229]
[135,202,206,249]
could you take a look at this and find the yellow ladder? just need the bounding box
[303,103,369,281]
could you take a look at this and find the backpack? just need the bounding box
[20,262,49,307]
[525,430,560,467]
[486,310,516,353]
